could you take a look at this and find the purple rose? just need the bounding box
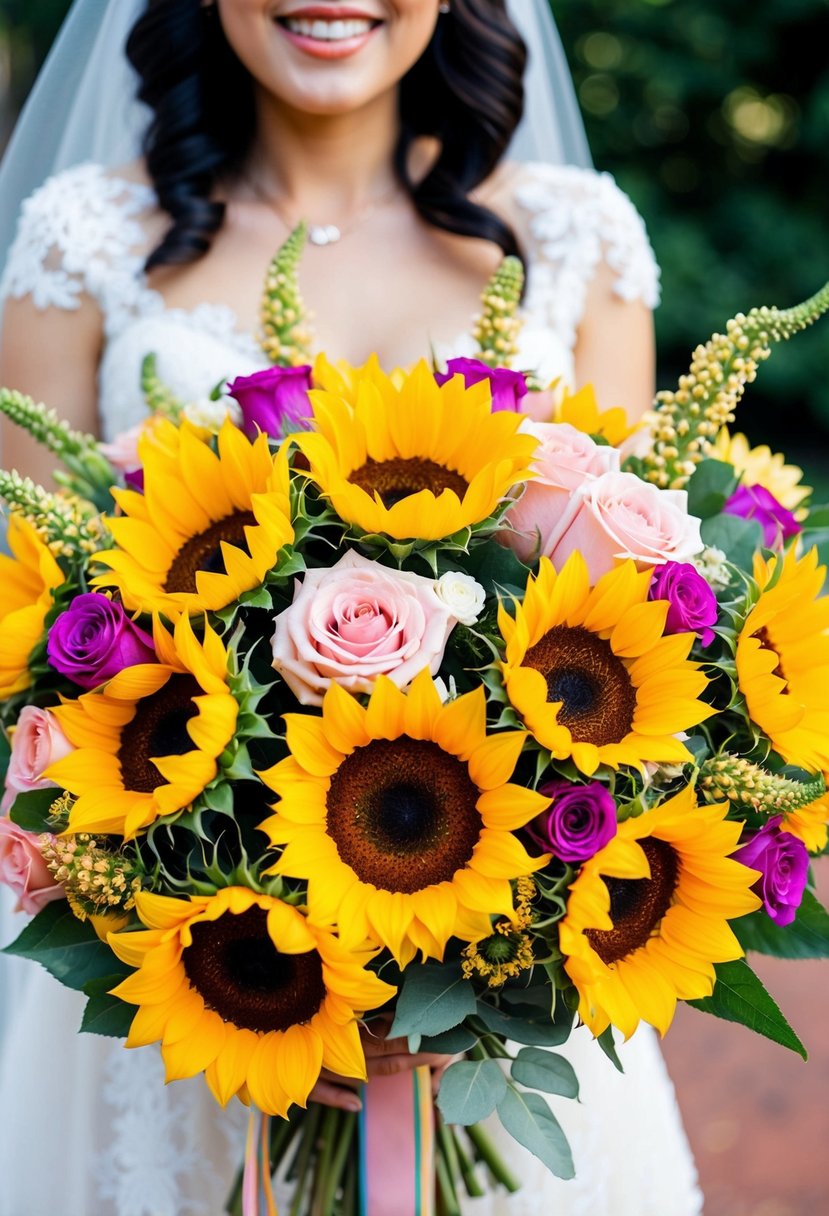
[524,779,617,862]
[434,357,529,413]
[734,817,809,927]
[47,594,156,690]
[124,467,145,493]
[723,484,800,549]
[648,561,719,647]
[227,365,313,439]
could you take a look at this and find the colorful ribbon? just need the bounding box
[242,1109,279,1216]
[359,1065,435,1216]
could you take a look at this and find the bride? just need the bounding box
[0,1,702,1213]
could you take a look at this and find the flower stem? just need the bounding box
[316,1109,357,1215]
[309,1106,341,1216]
[435,1140,462,1216]
[466,1123,522,1192]
[288,1102,323,1216]
[450,1126,486,1198]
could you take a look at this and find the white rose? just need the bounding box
[434,572,486,626]
[182,396,242,433]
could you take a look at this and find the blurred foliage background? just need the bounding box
[1,0,828,479]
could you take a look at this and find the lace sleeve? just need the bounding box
[513,163,661,351]
[0,163,155,326]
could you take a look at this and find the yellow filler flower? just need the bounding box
[499,553,714,776]
[108,887,395,1116]
[260,670,549,968]
[46,614,237,838]
[736,547,829,771]
[293,360,538,542]
[0,513,64,696]
[714,429,810,515]
[559,788,761,1039]
[94,418,294,617]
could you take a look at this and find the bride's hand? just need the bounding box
[308,1017,455,1112]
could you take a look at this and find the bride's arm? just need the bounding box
[0,293,103,487]
[575,260,657,421]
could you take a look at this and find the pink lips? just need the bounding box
[277,7,381,60]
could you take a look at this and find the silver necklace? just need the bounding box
[247,177,401,247]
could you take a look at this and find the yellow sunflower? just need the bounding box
[559,787,761,1038]
[293,360,538,542]
[108,887,395,1115]
[736,547,829,771]
[312,352,407,400]
[784,781,829,854]
[0,514,64,696]
[94,417,294,617]
[498,553,714,776]
[260,670,549,967]
[714,429,811,515]
[46,614,237,838]
[553,384,639,448]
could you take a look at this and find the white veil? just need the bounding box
[0,0,591,271]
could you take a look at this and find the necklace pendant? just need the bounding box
[308,224,341,247]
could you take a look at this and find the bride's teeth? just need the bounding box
[285,17,373,40]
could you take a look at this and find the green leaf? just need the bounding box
[420,1025,479,1054]
[686,459,738,519]
[2,901,129,992]
[596,1026,624,1073]
[475,999,573,1047]
[700,514,764,573]
[511,1047,579,1099]
[80,976,134,1038]
[460,541,530,596]
[437,1059,507,1125]
[0,727,10,785]
[8,787,63,833]
[389,963,477,1039]
[496,1085,574,1179]
[687,958,807,1058]
[734,890,829,960]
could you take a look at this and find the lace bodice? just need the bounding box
[0,161,660,441]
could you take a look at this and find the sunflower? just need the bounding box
[498,553,714,776]
[553,384,639,448]
[46,614,237,838]
[94,417,294,617]
[0,513,65,697]
[312,352,407,400]
[108,887,395,1115]
[784,782,829,854]
[714,429,810,515]
[736,547,829,771]
[260,670,549,967]
[293,360,538,543]
[558,787,761,1038]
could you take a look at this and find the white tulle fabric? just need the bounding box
[0,162,700,1216]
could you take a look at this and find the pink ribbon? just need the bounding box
[360,1065,435,1216]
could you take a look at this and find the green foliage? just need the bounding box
[496,1087,575,1179]
[735,890,829,960]
[687,957,807,1057]
[2,901,130,992]
[437,1059,508,1125]
[389,962,477,1044]
[511,1047,580,1098]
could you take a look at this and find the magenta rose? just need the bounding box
[0,818,64,915]
[734,817,809,927]
[648,562,719,647]
[47,594,156,690]
[435,357,529,413]
[271,550,458,705]
[1,706,73,813]
[501,421,620,562]
[524,779,617,862]
[227,365,313,439]
[723,484,801,549]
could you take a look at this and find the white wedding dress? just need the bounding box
[0,162,703,1216]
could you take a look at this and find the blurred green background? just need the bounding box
[2,0,828,484]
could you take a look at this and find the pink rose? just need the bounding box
[548,471,704,583]
[2,706,73,812]
[502,422,620,562]
[99,424,143,475]
[271,551,457,705]
[0,818,64,915]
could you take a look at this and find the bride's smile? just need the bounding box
[275,5,384,59]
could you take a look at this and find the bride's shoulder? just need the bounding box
[479,159,661,310]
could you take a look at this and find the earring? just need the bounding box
[439,2,450,12]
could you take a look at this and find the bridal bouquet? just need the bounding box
[2,241,829,1214]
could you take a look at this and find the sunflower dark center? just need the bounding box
[523,625,636,746]
[183,906,326,1033]
[118,674,200,793]
[753,625,788,688]
[585,838,679,965]
[480,932,521,964]
[348,457,468,510]
[164,511,257,594]
[326,738,481,894]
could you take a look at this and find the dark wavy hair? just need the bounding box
[126,0,527,271]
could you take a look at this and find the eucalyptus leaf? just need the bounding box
[686,459,738,519]
[511,1047,579,1099]
[700,514,764,573]
[389,963,477,1039]
[476,999,572,1047]
[496,1086,575,1179]
[687,958,807,1058]
[420,1025,479,1054]
[734,890,829,961]
[2,902,129,992]
[437,1059,507,1125]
